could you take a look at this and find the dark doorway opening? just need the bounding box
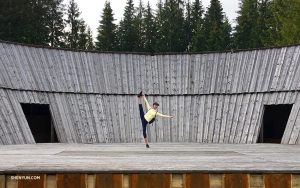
[258,104,293,143]
[21,103,58,143]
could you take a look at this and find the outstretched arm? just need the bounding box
[156,112,175,118]
[142,93,151,111]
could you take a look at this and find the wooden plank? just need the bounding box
[17,174,45,188]
[224,174,249,188]
[229,94,244,143]
[129,174,139,188]
[0,175,5,188]
[210,53,219,93]
[157,55,164,94]
[185,173,209,188]
[87,175,95,188]
[247,94,264,143]
[46,175,56,188]
[282,92,300,144]
[264,174,291,188]
[243,50,258,92]
[0,89,23,144]
[213,95,224,142]
[230,52,242,93]
[7,90,37,144]
[250,174,264,188]
[215,53,225,93]
[219,95,230,143]
[205,54,213,94]
[236,52,249,93]
[6,175,18,188]
[184,174,191,188]
[223,95,237,143]
[170,55,177,94]
[95,95,109,143]
[2,43,22,89]
[0,44,15,88]
[198,54,206,94]
[203,95,212,143]
[255,49,270,92]
[95,174,113,188]
[225,53,234,93]
[112,174,123,188]
[241,94,257,143]
[150,174,170,188]
[123,175,129,188]
[10,44,30,90]
[138,174,151,188]
[278,47,296,91]
[292,174,300,188]
[160,96,169,142]
[265,48,281,91]
[57,174,86,188]
[210,174,222,188]
[172,174,183,188]
[188,96,196,142]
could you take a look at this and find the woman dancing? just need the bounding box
[138,91,174,148]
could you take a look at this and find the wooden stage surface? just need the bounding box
[0,143,300,174]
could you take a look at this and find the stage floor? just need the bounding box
[0,143,300,174]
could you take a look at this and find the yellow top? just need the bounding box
[143,95,172,122]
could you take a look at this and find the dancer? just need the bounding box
[138,91,174,148]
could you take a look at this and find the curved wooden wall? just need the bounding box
[1,41,300,145]
[1,88,300,145]
[0,42,299,94]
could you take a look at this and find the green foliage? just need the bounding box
[0,0,59,45]
[233,0,264,49]
[155,0,186,52]
[49,0,66,47]
[143,1,156,53]
[193,0,230,52]
[118,0,137,52]
[273,0,300,45]
[96,0,117,51]
[133,0,146,51]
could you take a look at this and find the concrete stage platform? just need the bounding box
[1,143,300,188]
[0,143,300,173]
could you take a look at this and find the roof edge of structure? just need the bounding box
[1,39,300,55]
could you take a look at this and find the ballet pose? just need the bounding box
[138,91,174,148]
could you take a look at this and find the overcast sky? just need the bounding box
[63,0,240,39]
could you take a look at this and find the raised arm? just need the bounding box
[156,112,172,118]
[143,95,151,111]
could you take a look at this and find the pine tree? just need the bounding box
[220,16,232,50]
[133,0,146,51]
[159,0,186,52]
[48,0,66,47]
[154,0,168,52]
[0,0,52,45]
[188,0,204,51]
[96,0,117,51]
[86,26,95,50]
[277,0,300,45]
[184,0,193,51]
[118,0,137,52]
[257,0,272,47]
[193,0,230,51]
[78,19,88,50]
[143,1,156,53]
[233,0,263,49]
[65,0,81,49]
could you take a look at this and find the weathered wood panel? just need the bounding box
[264,174,291,188]
[1,88,300,144]
[1,42,300,95]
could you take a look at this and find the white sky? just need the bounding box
[63,0,240,39]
